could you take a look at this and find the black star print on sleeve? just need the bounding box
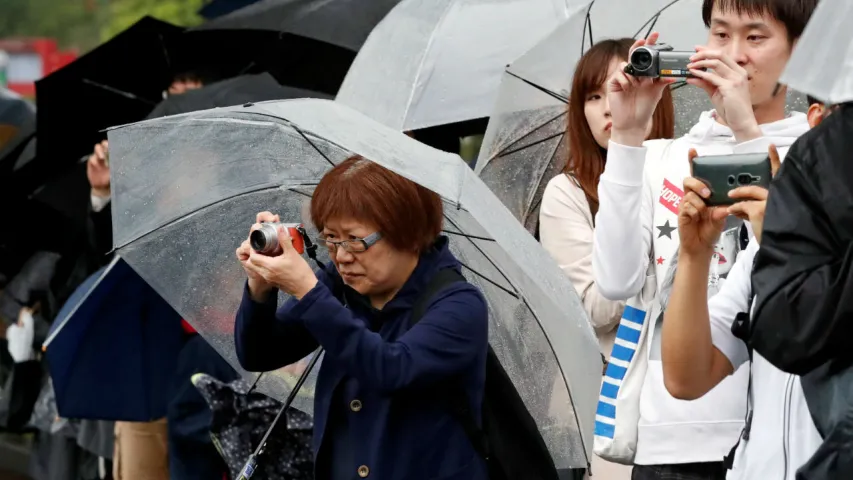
[656,220,676,239]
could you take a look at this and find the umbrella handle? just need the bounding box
[239,345,324,472]
[236,455,258,480]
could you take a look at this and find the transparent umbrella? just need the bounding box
[335,0,575,131]
[106,98,601,468]
[780,0,853,104]
[474,0,808,234]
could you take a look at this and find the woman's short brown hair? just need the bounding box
[310,155,444,253]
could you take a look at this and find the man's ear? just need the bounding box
[807,103,824,129]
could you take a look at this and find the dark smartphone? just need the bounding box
[691,153,771,206]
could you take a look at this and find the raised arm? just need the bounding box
[592,141,659,300]
[661,168,749,400]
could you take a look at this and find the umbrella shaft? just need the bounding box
[251,346,324,457]
[237,455,258,480]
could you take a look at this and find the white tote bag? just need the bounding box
[592,263,658,464]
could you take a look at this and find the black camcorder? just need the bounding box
[625,43,698,78]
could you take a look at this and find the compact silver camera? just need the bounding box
[250,222,306,256]
[626,43,695,78]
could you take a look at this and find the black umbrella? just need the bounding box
[34,17,184,168]
[195,0,401,52]
[190,0,400,95]
[146,72,332,120]
[34,16,276,171]
[199,0,262,19]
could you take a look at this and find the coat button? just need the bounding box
[357,465,369,477]
[350,399,363,412]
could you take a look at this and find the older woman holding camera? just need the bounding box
[234,155,489,480]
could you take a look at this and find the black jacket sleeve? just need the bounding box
[751,107,853,375]
[87,200,113,267]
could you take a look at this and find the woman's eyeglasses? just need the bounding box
[317,232,382,253]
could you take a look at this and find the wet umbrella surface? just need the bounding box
[106,98,601,468]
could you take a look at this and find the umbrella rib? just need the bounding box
[499,130,563,159]
[293,126,336,168]
[248,372,264,394]
[491,110,565,160]
[584,4,594,52]
[457,260,518,298]
[505,71,568,104]
[158,31,172,72]
[443,215,520,297]
[519,294,591,466]
[238,61,257,76]
[288,186,316,199]
[669,81,689,91]
[441,230,495,242]
[112,184,314,250]
[523,131,565,211]
[81,79,158,105]
[632,0,683,39]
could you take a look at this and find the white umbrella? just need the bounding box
[780,0,853,105]
[335,0,575,131]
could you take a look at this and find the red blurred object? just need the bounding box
[181,319,197,334]
[0,38,77,97]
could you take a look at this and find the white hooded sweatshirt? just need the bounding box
[592,110,810,465]
[708,241,823,480]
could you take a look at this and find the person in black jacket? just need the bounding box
[750,100,849,374]
[750,100,853,479]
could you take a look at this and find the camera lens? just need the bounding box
[737,174,752,185]
[250,229,269,252]
[727,175,736,186]
[631,49,653,70]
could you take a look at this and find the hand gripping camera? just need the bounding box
[250,222,307,256]
[625,43,697,78]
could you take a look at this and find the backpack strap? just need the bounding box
[410,268,466,323]
[409,268,492,463]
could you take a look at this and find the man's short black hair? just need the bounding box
[806,95,822,106]
[702,0,819,43]
[171,68,218,86]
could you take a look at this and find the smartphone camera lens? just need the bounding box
[727,175,736,186]
[737,174,752,185]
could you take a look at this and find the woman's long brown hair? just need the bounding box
[564,38,675,217]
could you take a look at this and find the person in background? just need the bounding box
[591,0,818,478]
[234,155,489,480]
[540,37,674,365]
[83,71,208,480]
[167,320,239,480]
[539,37,674,480]
[660,96,829,480]
[164,71,206,98]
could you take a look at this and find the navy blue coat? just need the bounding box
[235,237,489,480]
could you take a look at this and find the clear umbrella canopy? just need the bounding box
[106,98,602,468]
[335,0,575,131]
[474,0,808,234]
[779,0,853,105]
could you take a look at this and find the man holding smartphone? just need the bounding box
[660,96,830,479]
[591,1,818,479]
